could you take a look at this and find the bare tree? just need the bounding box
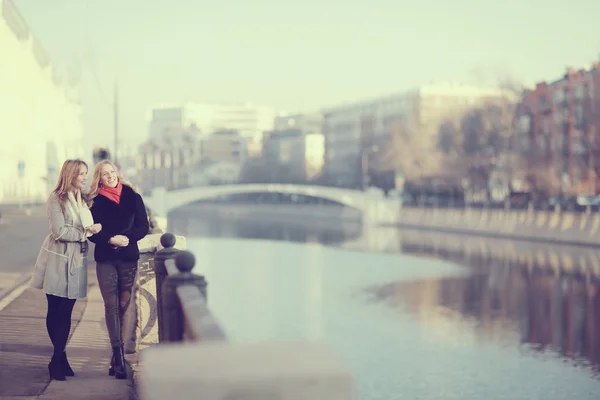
[436,78,527,192]
[577,78,600,194]
[378,116,442,181]
[523,163,557,201]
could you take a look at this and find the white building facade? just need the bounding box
[274,112,323,134]
[0,0,84,204]
[304,133,326,181]
[322,92,417,188]
[148,102,277,157]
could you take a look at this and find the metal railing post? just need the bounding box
[151,233,179,342]
[161,250,208,342]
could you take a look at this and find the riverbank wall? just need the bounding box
[393,207,600,248]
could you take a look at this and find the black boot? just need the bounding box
[48,355,66,381]
[112,346,127,380]
[60,351,75,376]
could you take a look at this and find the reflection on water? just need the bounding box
[396,229,600,279]
[168,204,600,399]
[383,229,600,376]
[169,203,362,246]
[369,268,600,376]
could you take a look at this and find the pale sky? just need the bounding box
[13,0,600,150]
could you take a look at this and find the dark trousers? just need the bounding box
[46,294,77,357]
[96,261,137,348]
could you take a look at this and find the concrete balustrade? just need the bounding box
[140,341,354,400]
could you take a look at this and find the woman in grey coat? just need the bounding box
[29,159,102,381]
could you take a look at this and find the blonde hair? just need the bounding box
[53,159,88,204]
[88,160,136,206]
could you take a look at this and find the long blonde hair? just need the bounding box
[53,159,88,204]
[88,160,136,206]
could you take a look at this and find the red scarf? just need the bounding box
[98,181,123,204]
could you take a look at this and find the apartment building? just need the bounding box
[322,83,507,188]
[322,93,412,188]
[517,61,600,195]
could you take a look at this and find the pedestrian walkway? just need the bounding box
[0,272,24,293]
[0,264,134,400]
[0,206,48,294]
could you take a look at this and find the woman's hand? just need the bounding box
[109,235,129,247]
[88,223,102,234]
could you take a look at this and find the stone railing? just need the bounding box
[146,233,226,343]
[394,206,600,247]
[131,232,354,400]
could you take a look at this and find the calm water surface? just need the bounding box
[169,203,600,400]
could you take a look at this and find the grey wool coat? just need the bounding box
[29,193,89,299]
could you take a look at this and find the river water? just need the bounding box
[168,203,600,400]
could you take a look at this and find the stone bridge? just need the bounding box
[144,184,400,225]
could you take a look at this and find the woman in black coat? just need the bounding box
[88,160,149,379]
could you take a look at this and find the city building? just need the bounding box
[274,112,323,133]
[135,128,248,193]
[135,133,197,194]
[148,107,192,140]
[147,102,277,157]
[322,83,506,188]
[199,129,247,165]
[0,0,84,204]
[304,133,326,182]
[262,129,325,183]
[516,61,600,196]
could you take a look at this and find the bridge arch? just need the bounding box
[156,184,367,214]
[144,184,400,225]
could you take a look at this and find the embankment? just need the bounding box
[393,206,600,248]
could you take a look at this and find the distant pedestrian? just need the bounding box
[29,159,102,381]
[88,160,149,380]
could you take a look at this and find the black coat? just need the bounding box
[88,184,149,263]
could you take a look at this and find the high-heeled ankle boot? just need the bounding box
[112,346,127,380]
[48,355,66,381]
[60,351,75,376]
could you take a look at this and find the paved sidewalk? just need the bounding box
[0,207,47,294]
[38,285,132,400]
[0,287,85,398]
[0,264,134,400]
